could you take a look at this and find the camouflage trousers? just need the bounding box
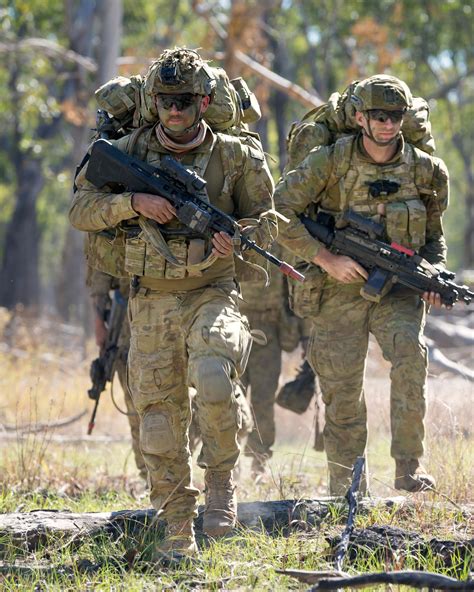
[127,281,251,522]
[188,381,254,454]
[115,349,147,481]
[307,283,427,495]
[242,318,282,459]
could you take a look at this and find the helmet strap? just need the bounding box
[363,117,400,146]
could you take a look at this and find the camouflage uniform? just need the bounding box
[274,76,449,494]
[70,50,275,533]
[239,243,299,471]
[87,268,147,481]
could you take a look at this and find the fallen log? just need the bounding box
[1,497,472,554]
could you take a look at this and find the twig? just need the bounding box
[0,410,88,434]
[309,570,474,590]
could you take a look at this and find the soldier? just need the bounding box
[239,244,300,478]
[87,268,147,483]
[274,75,449,495]
[70,48,275,558]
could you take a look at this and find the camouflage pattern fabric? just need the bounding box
[274,127,449,495]
[307,283,427,494]
[71,117,274,522]
[87,269,146,480]
[238,243,299,461]
[127,281,251,521]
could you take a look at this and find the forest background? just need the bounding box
[0,0,473,327]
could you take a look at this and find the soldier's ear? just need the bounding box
[354,110,366,127]
[200,95,211,114]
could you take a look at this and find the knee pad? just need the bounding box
[140,405,178,457]
[191,356,234,404]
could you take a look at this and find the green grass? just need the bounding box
[0,319,472,590]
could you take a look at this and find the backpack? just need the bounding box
[83,70,265,279]
[284,81,436,174]
[94,68,261,140]
[284,82,438,320]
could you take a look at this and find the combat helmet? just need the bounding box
[144,48,216,99]
[351,75,413,112]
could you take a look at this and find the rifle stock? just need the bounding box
[301,211,473,307]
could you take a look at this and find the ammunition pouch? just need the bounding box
[288,263,326,319]
[385,199,426,250]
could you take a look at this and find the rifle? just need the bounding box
[85,139,305,283]
[87,289,127,435]
[301,210,473,307]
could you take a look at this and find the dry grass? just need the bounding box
[0,308,473,590]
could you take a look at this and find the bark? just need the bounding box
[452,131,474,268]
[56,0,123,324]
[1,498,472,553]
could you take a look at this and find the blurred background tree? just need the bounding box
[0,0,472,325]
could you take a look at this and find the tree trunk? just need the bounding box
[0,157,43,309]
[56,0,123,324]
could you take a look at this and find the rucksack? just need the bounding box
[82,69,266,280]
[284,81,436,174]
[94,68,261,140]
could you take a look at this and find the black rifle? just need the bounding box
[301,210,473,307]
[87,289,127,435]
[334,456,365,572]
[85,139,305,282]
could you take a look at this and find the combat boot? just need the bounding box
[276,360,315,414]
[203,470,237,537]
[153,519,198,563]
[395,459,436,492]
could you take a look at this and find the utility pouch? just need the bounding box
[86,230,127,278]
[406,199,427,250]
[288,264,326,319]
[385,199,426,250]
[385,202,409,246]
[124,237,146,276]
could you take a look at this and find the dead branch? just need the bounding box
[0,432,126,443]
[277,569,474,590]
[427,69,474,100]
[0,410,88,434]
[194,1,323,108]
[0,38,96,71]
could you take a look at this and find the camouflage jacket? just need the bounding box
[71,125,275,292]
[274,133,449,267]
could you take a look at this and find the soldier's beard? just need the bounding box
[161,103,203,139]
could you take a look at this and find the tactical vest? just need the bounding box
[320,135,435,250]
[85,127,266,281]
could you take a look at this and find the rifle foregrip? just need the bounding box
[279,263,305,283]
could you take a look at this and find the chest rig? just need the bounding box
[321,136,434,251]
[122,127,245,280]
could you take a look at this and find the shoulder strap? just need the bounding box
[217,132,244,180]
[327,135,355,190]
[412,145,435,198]
[125,124,154,159]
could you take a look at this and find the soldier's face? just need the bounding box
[156,94,210,133]
[355,110,402,144]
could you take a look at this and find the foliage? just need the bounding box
[0,0,472,306]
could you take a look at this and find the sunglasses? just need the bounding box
[366,109,405,123]
[156,94,198,111]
